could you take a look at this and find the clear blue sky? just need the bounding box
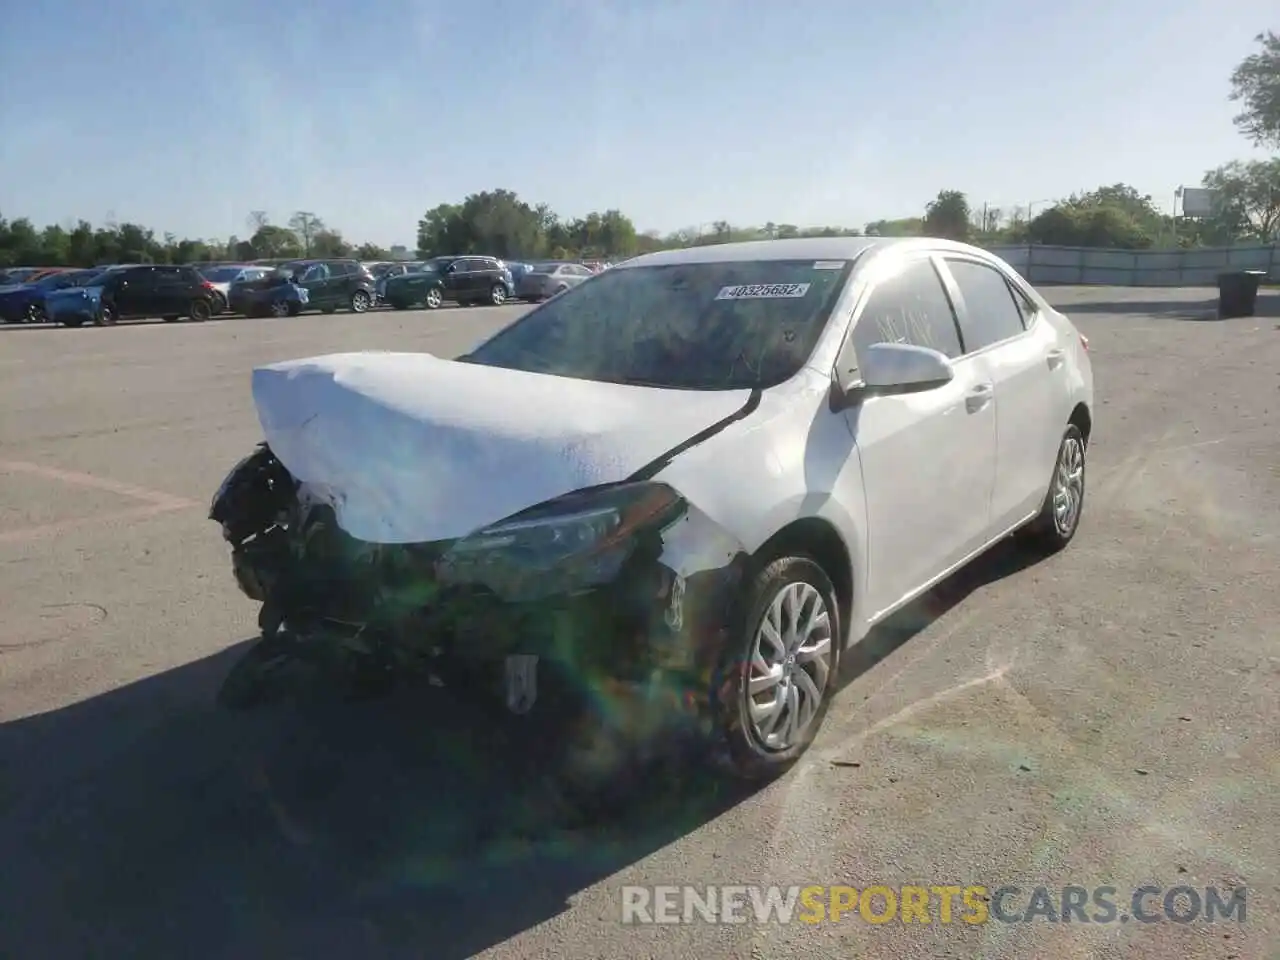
[0,0,1274,248]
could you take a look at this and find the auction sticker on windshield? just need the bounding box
[716,283,811,300]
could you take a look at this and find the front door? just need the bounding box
[840,254,999,622]
[940,256,1061,530]
[297,263,330,308]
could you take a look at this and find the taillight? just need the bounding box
[1079,334,1089,352]
[202,280,216,292]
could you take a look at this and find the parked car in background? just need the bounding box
[198,265,274,314]
[514,261,594,302]
[0,268,106,323]
[383,255,513,310]
[231,259,375,317]
[48,264,219,327]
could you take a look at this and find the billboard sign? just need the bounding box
[1179,187,1219,218]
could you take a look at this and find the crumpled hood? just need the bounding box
[251,351,754,544]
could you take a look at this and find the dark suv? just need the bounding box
[94,265,220,325]
[230,259,377,317]
[382,255,514,310]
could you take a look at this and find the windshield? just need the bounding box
[200,266,244,282]
[33,272,75,289]
[66,270,105,286]
[466,258,853,390]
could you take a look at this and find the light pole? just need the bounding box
[1026,198,1054,220]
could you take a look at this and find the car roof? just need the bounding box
[615,236,997,269]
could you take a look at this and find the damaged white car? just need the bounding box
[210,236,1093,796]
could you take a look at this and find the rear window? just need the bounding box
[467,258,853,390]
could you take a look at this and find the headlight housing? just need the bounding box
[437,482,686,601]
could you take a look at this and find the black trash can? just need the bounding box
[1217,270,1265,319]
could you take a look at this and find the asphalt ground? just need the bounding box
[1,288,1278,959]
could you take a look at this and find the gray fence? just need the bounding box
[985,243,1278,287]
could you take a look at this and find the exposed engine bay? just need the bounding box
[209,443,752,778]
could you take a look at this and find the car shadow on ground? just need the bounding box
[0,539,1039,960]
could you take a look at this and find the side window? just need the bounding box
[325,261,349,277]
[851,258,963,360]
[945,259,1027,351]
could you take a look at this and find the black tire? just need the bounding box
[95,303,117,326]
[1018,424,1086,553]
[189,298,213,322]
[423,287,444,310]
[711,555,842,781]
[269,300,292,318]
[350,289,372,313]
[488,283,507,306]
[26,303,48,324]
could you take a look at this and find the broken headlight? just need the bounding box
[437,482,686,600]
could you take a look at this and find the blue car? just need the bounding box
[5,269,112,325]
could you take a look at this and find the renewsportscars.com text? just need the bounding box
[620,884,1247,925]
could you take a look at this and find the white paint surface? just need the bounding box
[251,352,752,544]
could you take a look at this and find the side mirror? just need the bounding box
[838,342,954,399]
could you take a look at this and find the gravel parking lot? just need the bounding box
[1,288,1278,959]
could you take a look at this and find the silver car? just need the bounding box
[515,261,594,302]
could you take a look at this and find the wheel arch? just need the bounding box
[750,516,853,644]
[1069,402,1092,446]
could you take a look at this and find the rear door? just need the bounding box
[153,265,195,315]
[938,256,1062,530]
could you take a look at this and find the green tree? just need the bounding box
[1201,158,1280,241]
[288,211,324,256]
[1229,30,1280,148]
[923,190,971,240]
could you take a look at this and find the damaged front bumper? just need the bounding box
[210,445,751,724]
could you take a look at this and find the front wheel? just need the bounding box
[1019,424,1086,553]
[269,299,292,318]
[350,289,372,313]
[489,283,508,306]
[711,556,841,781]
[424,287,444,310]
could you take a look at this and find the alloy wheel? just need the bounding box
[1052,435,1085,537]
[747,581,834,751]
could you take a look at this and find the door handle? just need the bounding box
[1046,348,1066,369]
[965,382,993,413]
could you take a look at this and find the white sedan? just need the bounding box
[210,236,1093,799]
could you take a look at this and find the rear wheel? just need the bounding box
[489,283,508,306]
[350,289,372,313]
[188,298,212,322]
[424,287,444,309]
[270,299,292,318]
[95,303,117,326]
[1019,424,1086,553]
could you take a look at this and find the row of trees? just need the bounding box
[0,209,395,270]
[3,30,1277,269]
